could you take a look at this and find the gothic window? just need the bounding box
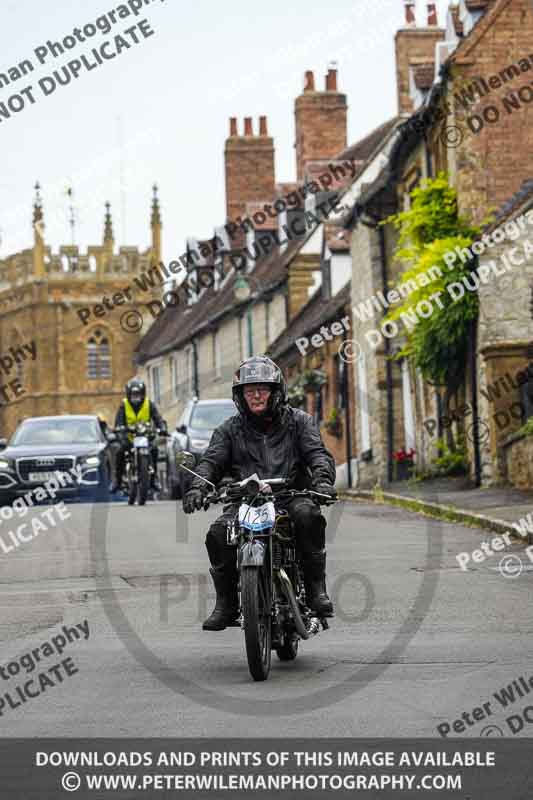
[10,333,24,387]
[87,329,111,379]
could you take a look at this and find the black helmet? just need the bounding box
[232,356,287,418]
[125,378,146,408]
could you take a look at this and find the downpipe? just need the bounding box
[277,568,319,639]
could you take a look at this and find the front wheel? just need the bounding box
[138,453,150,506]
[126,463,137,505]
[241,566,272,682]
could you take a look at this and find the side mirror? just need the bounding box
[0,438,7,451]
[175,450,195,469]
[176,424,187,435]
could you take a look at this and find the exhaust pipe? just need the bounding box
[278,568,319,639]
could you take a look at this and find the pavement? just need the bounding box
[343,477,533,540]
[1,496,533,738]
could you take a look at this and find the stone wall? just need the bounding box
[474,205,533,484]
[504,433,533,490]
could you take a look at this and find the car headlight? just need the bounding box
[190,439,207,450]
[84,456,101,466]
[0,458,10,469]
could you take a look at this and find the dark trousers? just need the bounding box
[205,497,326,571]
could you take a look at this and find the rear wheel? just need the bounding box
[241,566,272,682]
[138,454,150,506]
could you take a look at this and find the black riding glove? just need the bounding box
[183,488,205,514]
[312,482,337,499]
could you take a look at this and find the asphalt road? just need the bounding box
[1,496,532,737]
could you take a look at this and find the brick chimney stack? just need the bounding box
[395,0,445,114]
[294,65,347,182]
[224,115,275,240]
[404,0,416,25]
[427,3,438,25]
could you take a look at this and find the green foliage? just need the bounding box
[387,172,476,250]
[322,406,342,437]
[384,173,481,387]
[302,368,327,387]
[516,416,533,438]
[287,376,305,407]
[432,437,469,476]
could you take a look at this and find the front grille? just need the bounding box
[17,456,75,482]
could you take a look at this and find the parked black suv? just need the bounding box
[0,415,117,505]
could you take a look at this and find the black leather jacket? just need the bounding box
[190,405,336,491]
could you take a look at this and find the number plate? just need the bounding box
[238,501,275,531]
[133,436,149,447]
[28,471,57,482]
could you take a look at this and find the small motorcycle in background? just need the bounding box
[117,423,167,505]
[177,452,337,682]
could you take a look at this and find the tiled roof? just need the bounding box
[305,160,359,192]
[336,117,400,164]
[413,63,435,90]
[268,282,351,361]
[483,178,533,232]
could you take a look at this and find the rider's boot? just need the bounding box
[202,566,240,631]
[303,550,334,617]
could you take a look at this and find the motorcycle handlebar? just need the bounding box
[201,487,337,510]
[114,425,169,436]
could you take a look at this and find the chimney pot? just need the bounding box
[259,115,268,136]
[230,117,238,136]
[303,70,315,92]
[404,0,416,25]
[427,3,438,25]
[326,66,338,91]
[244,117,253,136]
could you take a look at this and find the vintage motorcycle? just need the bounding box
[117,422,167,505]
[177,452,337,681]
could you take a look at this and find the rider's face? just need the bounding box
[243,383,272,415]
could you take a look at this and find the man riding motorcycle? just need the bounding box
[112,378,167,493]
[183,356,337,631]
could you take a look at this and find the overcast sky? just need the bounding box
[0,0,451,264]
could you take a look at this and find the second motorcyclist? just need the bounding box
[112,377,167,493]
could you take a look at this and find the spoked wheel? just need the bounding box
[127,466,137,505]
[241,566,272,681]
[276,632,299,661]
[138,454,150,506]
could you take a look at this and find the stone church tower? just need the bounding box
[0,184,163,435]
